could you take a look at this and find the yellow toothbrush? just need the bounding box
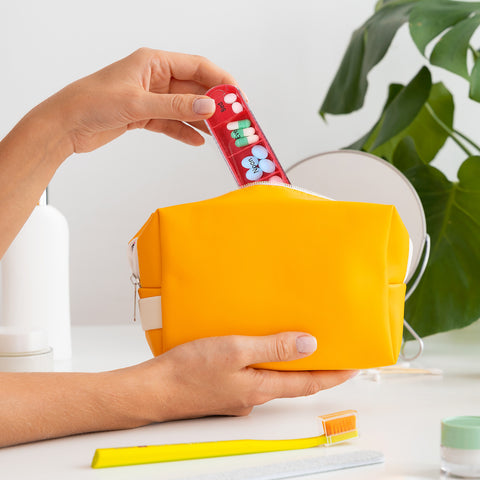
[91,409,358,469]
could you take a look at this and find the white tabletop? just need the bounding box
[1,321,480,480]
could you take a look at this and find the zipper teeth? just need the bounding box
[241,182,333,200]
[129,240,140,280]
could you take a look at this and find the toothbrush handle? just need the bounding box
[92,436,325,468]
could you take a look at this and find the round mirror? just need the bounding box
[287,150,427,283]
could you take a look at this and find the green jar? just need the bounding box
[441,416,480,478]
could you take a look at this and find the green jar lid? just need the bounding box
[442,416,480,450]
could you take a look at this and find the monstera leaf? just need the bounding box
[392,140,480,337]
[320,0,419,116]
[409,0,480,55]
[321,0,480,119]
[349,67,454,164]
[409,0,480,101]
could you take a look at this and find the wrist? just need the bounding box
[25,100,75,166]
[107,359,173,427]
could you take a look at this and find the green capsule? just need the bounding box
[237,119,251,129]
[227,119,251,130]
[235,137,249,147]
[235,135,259,147]
[231,127,255,139]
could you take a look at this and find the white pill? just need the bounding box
[224,93,237,104]
[241,156,259,169]
[246,167,263,181]
[259,158,275,173]
[232,102,243,113]
[251,145,268,159]
[268,175,284,185]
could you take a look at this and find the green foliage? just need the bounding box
[350,72,454,163]
[409,0,480,101]
[409,0,480,55]
[429,14,480,79]
[392,140,480,336]
[320,0,480,337]
[319,0,418,116]
[371,67,432,151]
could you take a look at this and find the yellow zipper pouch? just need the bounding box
[128,184,410,370]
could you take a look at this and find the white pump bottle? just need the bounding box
[1,189,71,360]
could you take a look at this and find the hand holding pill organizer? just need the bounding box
[128,85,411,371]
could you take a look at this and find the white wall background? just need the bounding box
[0,0,478,325]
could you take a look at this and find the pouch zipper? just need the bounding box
[128,239,140,322]
[241,181,333,200]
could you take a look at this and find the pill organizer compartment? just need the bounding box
[205,84,247,129]
[205,84,289,186]
[228,148,286,184]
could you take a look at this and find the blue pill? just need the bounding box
[259,158,275,173]
[246,167,263,181]
[241,156,258,169]
[252,145,268,159]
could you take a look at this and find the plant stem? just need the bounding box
[425,103,473,157]
[453,129,480,153]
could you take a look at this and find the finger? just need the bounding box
[145,119,205,146]
[170,78,249,105]
[235,332,319,367]
[187,120,209,135]
[150,78,208,95]
[138,92,216,123]
[155,79,247,114]
[161,51,238,89]
[251,369,357,403]
[153,81,218,134]
[167,79,249,106]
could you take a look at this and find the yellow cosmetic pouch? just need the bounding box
[128,184,410,370]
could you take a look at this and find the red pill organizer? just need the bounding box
[205,85,290,186]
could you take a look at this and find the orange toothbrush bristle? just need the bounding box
[318,409,358,444]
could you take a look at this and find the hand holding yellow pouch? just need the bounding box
[129,184,410,370]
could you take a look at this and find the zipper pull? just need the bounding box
[130,274,140,322]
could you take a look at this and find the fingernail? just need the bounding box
[296,335,317,354]
[193,98,215,115]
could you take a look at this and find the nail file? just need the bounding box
[178,450,384,480]
[205,84,290,187]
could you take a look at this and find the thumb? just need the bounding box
[241,332,318,366]
[139,93,216,122]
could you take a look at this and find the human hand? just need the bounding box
[35,48,237,154]
[130,332,357,422]
[0,333,355,447]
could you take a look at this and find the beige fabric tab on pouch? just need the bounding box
[138,296,162,331]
